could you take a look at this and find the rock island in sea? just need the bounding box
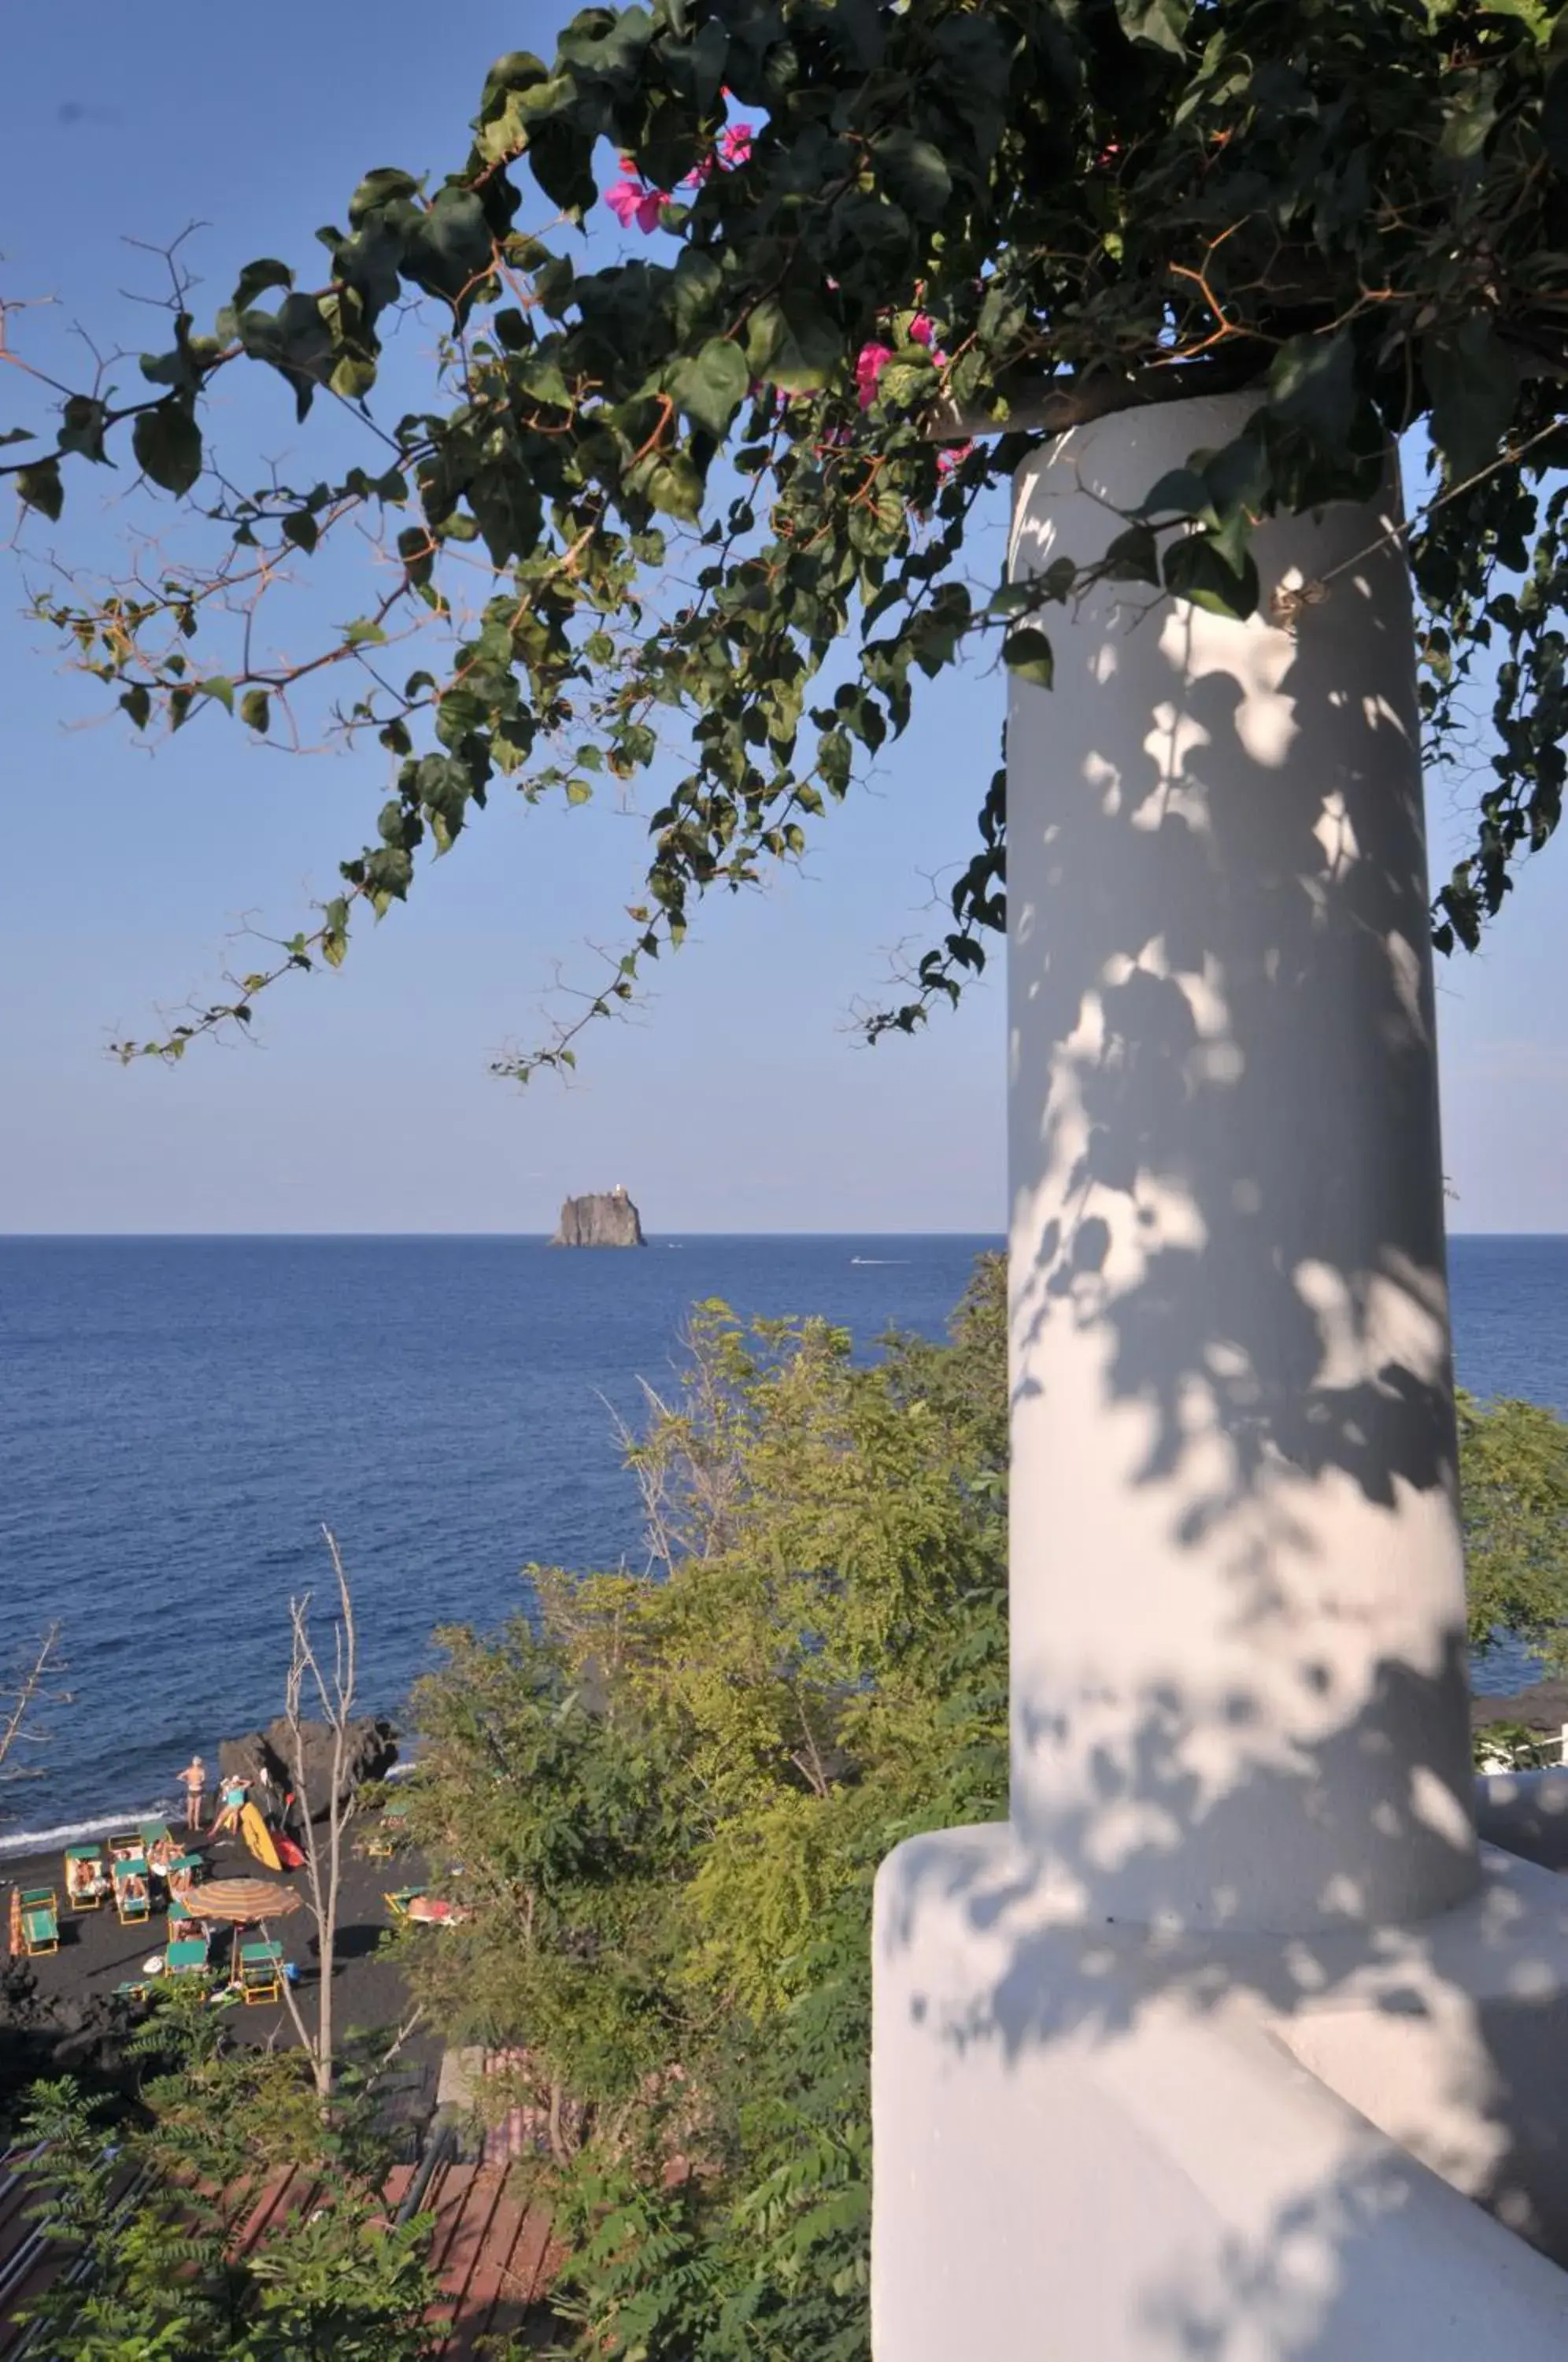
[550,1186,646,1247]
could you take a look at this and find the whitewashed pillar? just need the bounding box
[1005,392,1477,1931]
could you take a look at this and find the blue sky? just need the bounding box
[1,3,1562,1234]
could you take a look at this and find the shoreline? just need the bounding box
[2,1816,439,2120]
[0,1759,418,1868]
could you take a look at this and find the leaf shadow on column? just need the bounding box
[879,496,1568,2353]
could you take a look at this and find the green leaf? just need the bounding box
[132,402,202,496]
[745,295,842,391]
[1162,531,1260,620]
[348,167,422,228]
[1100,523,1161,585]
[0,428,32,447]
[870,129,952,222]
[240,689,271,735]
[282,510,320,554]
[16,459,63,520]
[1267,332,1357,445]
[119,684,151,730]
[403,188,496,308]
[1424,317,1519,483]
[1002,628,1054,689]
[198,676,235,713]
[231,257,294,313]
[59,396,110,465]
[1115,0,1189,54]
[668,247,724,339]
[344,617,389,646]
[565,778,594,805]
[637,450,704,520]
[669,339,749,437]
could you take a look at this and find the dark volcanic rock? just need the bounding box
[1472,1679,1568,1735]
[217,1717,397,1819]
[551,1187,646,1247]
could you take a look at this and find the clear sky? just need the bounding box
[1,4,1562,1235]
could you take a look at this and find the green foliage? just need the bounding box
[9,2,1568,1065]
[11,1990,440,2360]
[1459,1386,1568,1670]
[1473,1717,1561,1769]
[403,1256,1008,2357]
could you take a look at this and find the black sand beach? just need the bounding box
[2,1817,441,2133]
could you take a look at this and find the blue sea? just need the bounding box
[2,1233,1563,1850]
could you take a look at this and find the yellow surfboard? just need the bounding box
[240,1801,282,1872]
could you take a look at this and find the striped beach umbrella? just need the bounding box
[188,1878,301,1924]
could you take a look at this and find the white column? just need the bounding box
[1006,392,1476,1933]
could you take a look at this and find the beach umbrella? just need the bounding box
[189,1878,301,1924]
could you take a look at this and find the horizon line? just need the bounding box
[0,1229,1559,1243]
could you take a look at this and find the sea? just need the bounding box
[1,1232,1563,1854]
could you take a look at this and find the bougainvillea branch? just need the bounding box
[9,0,1568,1069]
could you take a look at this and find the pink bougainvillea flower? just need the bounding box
[606,173,669,231]
[856,341,894,408]
[909,313,936,346]
[936,441,976,477]
[719,121,753,167]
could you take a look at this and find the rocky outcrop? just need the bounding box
[551,1187,646,1247]
[217,1716,397,1819]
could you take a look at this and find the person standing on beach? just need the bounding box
[212,1772,249,1837]
[177,1754,206,1831]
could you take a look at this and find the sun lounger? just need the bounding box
[113,1979,150,2006]
[140,1820,172,1850]
[106,1831,142,1861]
[20,1889,59,1955]
[112,1858,150,1924]
[166,1936,209,1978]
[384,1887,426,1920]
[238,1940,283,2005]
[64,1845,105,1909]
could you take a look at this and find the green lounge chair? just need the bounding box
[141,1820,172,1848]
[239,1941,283,2005]
[64,1845,105,1910]
[384,1886,426,1920]
[113,1857,150,1924]
[20,1889,58,1955]
[166,1937,209,1978]
[167,1894,192,1926]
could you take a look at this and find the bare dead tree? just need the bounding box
[0,1626,70,1821]
[273,1528,357,2100]
[608,1312,759,1577]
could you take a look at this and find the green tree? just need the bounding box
[7,2,1568,1065]
[1460,1387,1568,1672]
[400,1259,1007,2358]
[9,1988,440,2360]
